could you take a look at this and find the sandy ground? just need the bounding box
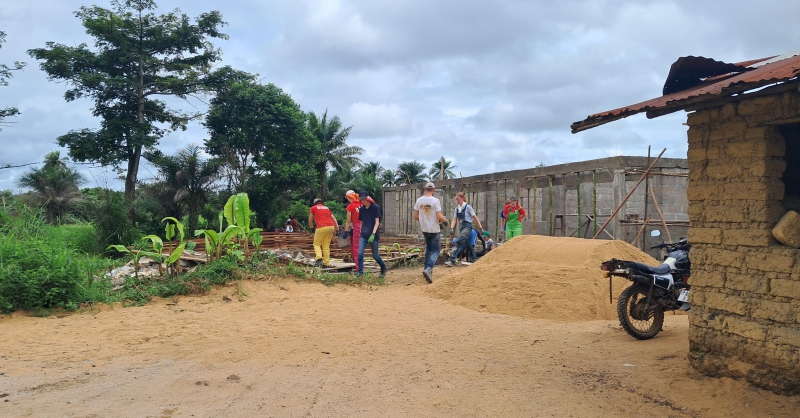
[1,266,799,418]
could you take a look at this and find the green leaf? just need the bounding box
[166,242,187,265]
[186,241,197,251]
[106,244,131,254]
[143,235,164,254]
[223,195,237,227]
[162,217,184,242]
[165,223,175,241]
[234,192,251,231]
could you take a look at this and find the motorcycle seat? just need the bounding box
[626,261,671,275]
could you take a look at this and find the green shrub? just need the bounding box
[60,223,104,255]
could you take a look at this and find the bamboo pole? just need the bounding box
[548,176,553,236]
[592,148,666,239]
[533,177,538,235]
[649,186,673,243]
[631,216,651,245]
[592,170,597,236]
[642,146,651,251]
[577,171,581,237]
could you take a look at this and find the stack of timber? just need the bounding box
[159,232,424,266]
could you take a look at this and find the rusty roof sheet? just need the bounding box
[571,51,800,133]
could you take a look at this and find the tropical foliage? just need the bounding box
[307,110,363,200]
[395,161,428,185]
[28,0,228,208]
[429,157,457,180]
[17,151,84,223]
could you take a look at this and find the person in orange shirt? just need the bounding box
[343,190,362,270]
[308,198,339,267]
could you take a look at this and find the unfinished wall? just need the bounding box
[686,90,800,395]
[382,156,688,255]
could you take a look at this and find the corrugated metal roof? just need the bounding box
[571,51,800,133]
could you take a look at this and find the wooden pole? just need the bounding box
[561,173,567,236]
[533,177,538,235]
[631,216,651,245]
[548,176,554,236]
[642,146,651,251]
[577,171,581,238]
[592,170,597,236]
[593,148,666,239]
[649,186,673,243]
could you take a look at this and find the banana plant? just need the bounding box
[161,217,196,276]
[105,241,163,280]
[223,193,263,258]
[195,224,244,262]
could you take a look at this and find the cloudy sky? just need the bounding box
[2,0,799,191]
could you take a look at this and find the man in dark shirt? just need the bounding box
[357,190,387,278]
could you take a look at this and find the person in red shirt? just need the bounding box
[308,198,339,267]
[502,195,526,240]
[343,190,362,270]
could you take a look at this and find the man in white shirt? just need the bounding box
[413,182,448,283]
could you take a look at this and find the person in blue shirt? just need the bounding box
[356,191,388,278]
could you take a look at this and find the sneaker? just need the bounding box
[444,260,454,267]
[379,269,387,278]
[315,258,323,267]
[422,268,432,283]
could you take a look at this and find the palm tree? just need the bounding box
[429,157,456,180]
[326,166,358,203]
[147,144,220,233]
[380,169,397,187]
[359,161,384,177]
[17,151,85,223]
[307,110,363,200]
[395,161,428,186]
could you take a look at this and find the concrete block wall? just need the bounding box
[381,156,688,253]
[685,90,800,395]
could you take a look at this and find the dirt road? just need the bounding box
[1,267,798,417]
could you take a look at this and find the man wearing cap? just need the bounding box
[445,192,484,267]
[413,181,448,283]
[309,198,339,267]
[502,196,526,240]
[357,191,388,278]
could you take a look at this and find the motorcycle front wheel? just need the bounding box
[617,284,664,340]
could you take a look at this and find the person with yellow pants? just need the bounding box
[502,195,526,240]
[308,198,339,267]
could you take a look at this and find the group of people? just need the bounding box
[306,184,526,283]
[308,191,387,278]
[413,182,526,283]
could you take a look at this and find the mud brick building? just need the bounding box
[381,156,689,256]
[573,52,800,394]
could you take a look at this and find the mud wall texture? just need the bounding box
[686,89,800,395]
[382,156,688,255]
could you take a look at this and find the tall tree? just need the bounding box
[429,157,456,180]
[0,31,26,129]
[306,110,362,200]
[359,161,383,177]
[380,169,397,187]
[204,74,319,227]
[17,151,85,223]
[146,144,220,233]
[395,161,427,186]
[28,0,228,215]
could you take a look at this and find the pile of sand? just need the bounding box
[427,235,659,321]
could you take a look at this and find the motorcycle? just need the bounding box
[600,230,692,340]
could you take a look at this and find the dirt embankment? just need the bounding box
[428,235,658,321]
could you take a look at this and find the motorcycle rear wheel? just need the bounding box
[617,284,664,340]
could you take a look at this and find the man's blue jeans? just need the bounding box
[358,236,387,274]
[450,221,475,262]
[422,232,440,270]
